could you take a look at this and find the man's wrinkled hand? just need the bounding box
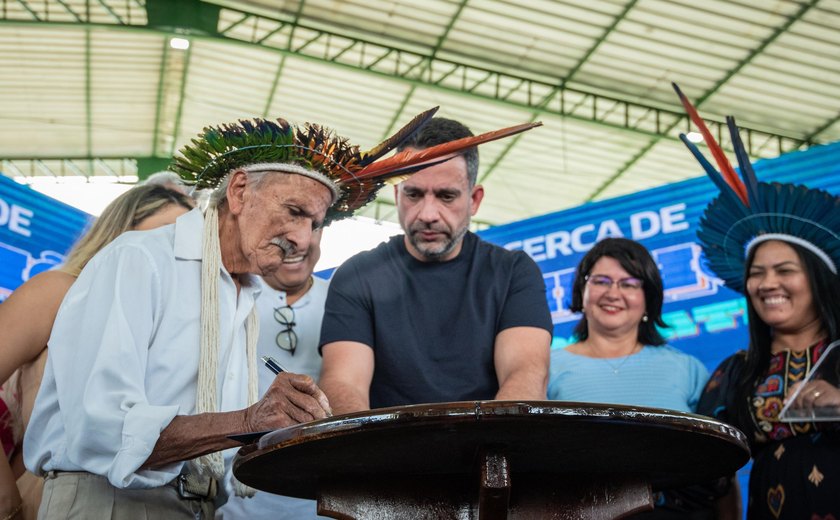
[244,373,332,432]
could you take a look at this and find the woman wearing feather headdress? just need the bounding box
[674,84,840,520]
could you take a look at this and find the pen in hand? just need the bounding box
[261,356,334,419]
[261,355,287,375]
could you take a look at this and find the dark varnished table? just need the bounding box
[233,401,749,519]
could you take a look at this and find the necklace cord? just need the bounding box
[586,342,641,374]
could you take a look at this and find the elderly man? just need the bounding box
[24,112,535,519]
[24,138,336,520]
[318,117,553,414]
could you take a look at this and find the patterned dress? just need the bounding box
[698,342,840,520]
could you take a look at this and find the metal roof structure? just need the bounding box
[1,0,839,226]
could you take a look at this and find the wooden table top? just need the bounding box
[233,400,750,499]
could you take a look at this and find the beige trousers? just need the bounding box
[38,472,215,520]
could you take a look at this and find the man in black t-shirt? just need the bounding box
[318,117,552,414]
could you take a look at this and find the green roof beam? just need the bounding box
[13,0,41,21]
[55,0,84,22]
[96,0,125,24]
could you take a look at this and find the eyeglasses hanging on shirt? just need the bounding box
[273,305,298,356]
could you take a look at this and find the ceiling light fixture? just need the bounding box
[686,131,703,143]
[169,37,190,50]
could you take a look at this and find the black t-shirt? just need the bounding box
[320,232,552,408]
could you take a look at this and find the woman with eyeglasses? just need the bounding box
[547,238,730,519]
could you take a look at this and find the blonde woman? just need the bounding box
[0,184,194,520]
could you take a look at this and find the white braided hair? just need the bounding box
[188,202,259,497]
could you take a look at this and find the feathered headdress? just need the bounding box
[673,83,840,293]
[170,107,541,225]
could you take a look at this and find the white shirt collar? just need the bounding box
[173,208,204,261]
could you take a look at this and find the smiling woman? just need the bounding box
[745,241,820,341]
[677,85,840,520]
[697,238,840,520]
[546,237,717,518]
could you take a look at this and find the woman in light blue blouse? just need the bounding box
[547,238,730,519]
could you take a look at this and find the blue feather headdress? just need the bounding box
[673,83,840,293]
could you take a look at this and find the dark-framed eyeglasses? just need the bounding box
[273,305,297,356]
[585,274,643,292]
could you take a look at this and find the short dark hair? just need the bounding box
[397,117,479,186]
[570,237,667,346]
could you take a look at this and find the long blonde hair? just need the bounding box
[59,184,194,277]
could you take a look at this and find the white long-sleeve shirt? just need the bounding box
[24,208,259,489]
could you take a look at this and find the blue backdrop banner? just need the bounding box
[478,141,840,371]
[0,175,91,301]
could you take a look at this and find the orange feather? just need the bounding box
[353,122,542,181]
[673,83,748,205]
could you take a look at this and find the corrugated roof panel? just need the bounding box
[88,30,164,156]
[720,78,837,121]
[173,40,284,154]
[298,0,457,50]
[268,57,412,143]
[704,90,829,138]
[744,56,840,96]
[600,34,744,73]
[442,2,610,77]
[625,8,764,48]
[481,121,647,209]
[0,26,87,157]
[599,139,734,200]
[668,0,803,26]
